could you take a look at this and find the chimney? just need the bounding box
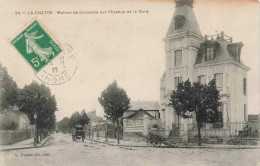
[221,31,224,39]
[205,35,208,40]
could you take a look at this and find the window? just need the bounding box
[174,76,182,90]
[243,78,247,95]
[214,73,223,90]
[174,50,182,67]
[205,47,214,62]
[174,15,186,30]
[244,104,247,121]
[198,75,206,84]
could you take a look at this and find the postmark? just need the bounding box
[11,18,62,72]
[34,43,77,85]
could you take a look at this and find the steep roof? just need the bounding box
[195,37,248,67]
[166,0,202,37]
[125,109,156,119]
[129,101,159,110]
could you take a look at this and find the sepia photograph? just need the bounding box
[0,0,260,165]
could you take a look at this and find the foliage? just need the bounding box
[78,110,90,127]
[69,112,81,128]
[18,82,57,131]
[56,117,70,133]
[98,80,130,144]
[226,139,257,145]
[1,120,18,130]
[57,110,90,133]
[169,79,221,145]
[69,110,90,128]
[98,81,130,123]
[0,64,19,110]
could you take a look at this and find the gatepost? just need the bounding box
[143,115,149,136]
[182,119,188,143]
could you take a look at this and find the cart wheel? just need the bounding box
[82,137,85,142]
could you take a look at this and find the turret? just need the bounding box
[166,0,202,37]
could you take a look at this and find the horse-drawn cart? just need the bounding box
[72,124,85,142]
[136,130,168,147]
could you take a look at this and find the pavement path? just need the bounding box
[88,136,260,149]
[0,136,50,151]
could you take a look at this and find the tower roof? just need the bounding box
[166,0,202,37]
[175,0,194,7]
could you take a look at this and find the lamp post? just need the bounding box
[34,113,37,146]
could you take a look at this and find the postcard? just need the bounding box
[0,0,259,166]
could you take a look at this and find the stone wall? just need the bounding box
[0,129,34,145]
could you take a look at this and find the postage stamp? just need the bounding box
[34,43,77,85]
[10,19,62,72]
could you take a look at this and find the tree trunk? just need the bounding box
[40,129,42,141]
[116,121,120,144]
[197,122,201,146]
[177,115,180,128]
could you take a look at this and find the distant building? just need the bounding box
[123,101,161,136]
[86,110,106,128]
[160,0,249,137]
[87,110,103,123]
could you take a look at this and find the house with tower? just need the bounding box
[160,0,250,138]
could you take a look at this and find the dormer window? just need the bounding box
[227,42,243,63]
[207,47,214,61]
[231,46,241,62]
[174,15,186,30]
[204,46,215,62]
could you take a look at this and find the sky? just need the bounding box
[0,0,259,121]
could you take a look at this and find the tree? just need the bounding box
[0,64,19,110]
[19,82,57,141]
[57,117,71,133]
[68,110,90,129]
[79,110,90,127]
[98,81,130,144]
[169,79,221,146]
[69,111,81,128]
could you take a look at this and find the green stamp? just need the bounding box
[11,19,62,72]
